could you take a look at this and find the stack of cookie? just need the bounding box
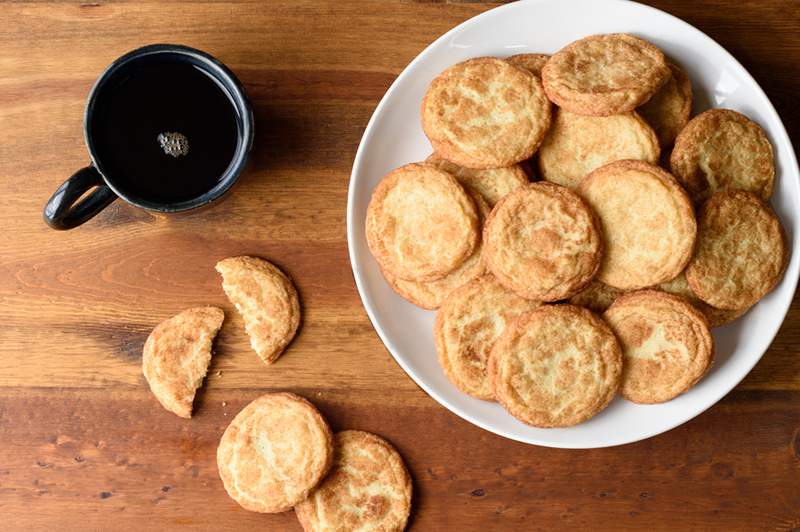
[366,33,788,428]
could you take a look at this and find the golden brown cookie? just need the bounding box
[578,160,696,290]
[658,272,747,328]
[537,109,660,189]
[483,182,603,301]
[366,163,480,281]
[295,430,412,532]
[217,392,333,513]
[542,33,670,116]
[685,190,787,310]
[434,275,540,400]
[604,290,714,404]
[421,57,552,168]
[383,189,489,309]
[425,153,528,206]
[488,304,622,427]
[670,109,775,202]
[216,256,301,364]
[142,307,224,418]
[568,280,624,314]
[638,62,692,148]
[506,53,550,77]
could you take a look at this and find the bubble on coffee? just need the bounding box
[158,131,189,157]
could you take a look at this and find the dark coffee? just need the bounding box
[89,59,239,204]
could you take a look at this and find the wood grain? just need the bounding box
[1,1,798,530]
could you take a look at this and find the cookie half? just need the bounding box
[542,33,670,116]
[506,53,550,77]
[217,392,333,513]
[637,62,692,148]
[425,154,528,206]
[578,160,696,290]
[216,256,301,364]
[685,190,787,310]
[295,430,412,532]
[604,290,714,404]
[142,306,224,418]
[658,272,746,328]
[434,275,540,400]
[366,163,480,281]
[489,305,622,428]
[483,182,603,301]
[422,57,552,168]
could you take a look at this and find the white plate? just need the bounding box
[346,0,799,448]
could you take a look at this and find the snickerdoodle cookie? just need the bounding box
[638,62,692,148]
[425,153,528,206]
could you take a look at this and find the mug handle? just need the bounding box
[43,166,117,230]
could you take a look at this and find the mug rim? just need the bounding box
[83,43,254,212]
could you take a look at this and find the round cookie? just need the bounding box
[366,163,480,282]
[383,189,490,309]
[685,190,787,310]
[658,272,747,328]
[217,392,333,513]
[670,109,775,203]
[434,275,540,400]
[537,109,660,189]
[578,160,696,290]
[426,153,528,206]
[295,430,412,532]
[506,53,550,77]
[421,57,552,168]
[542,33,671,116]
[568,280,624,314]
[637,62,692,148]
[483,182,603,301]
[604,290,714,404]
[488,304,622,428]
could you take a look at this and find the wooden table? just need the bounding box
[2,1,799,530]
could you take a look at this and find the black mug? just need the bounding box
[44,44,253,230]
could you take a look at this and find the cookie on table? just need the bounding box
[658,272,746,328]
[604,290,714,404]
[483,182,603,301]
[142,306,224,418]
[383,189,489,309]
[421,57,552,168]
[434,275,540,400]
[489,305,622,428]
[638,62,692,148]
[578,160,696,290]
[295,430,412,532]
[506,53,550,77]
[542,33,671,116]
[366,163,480,281]
[425,153,528,206]
[216,256,300,364]
[569,280,625,314]
[670,109,775,203]
[217,392,333,513]
[686,190,787,310]
[537,109,660,189]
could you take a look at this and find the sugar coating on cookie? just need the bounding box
[578,160,696,290]
[489,304,622,428]
[217,392,333,513]
[142,306,224,418]
[216,256,301,364]
[295,430,412,532]
[658,272,746,328]
[383,189,489,309]
[426,154,528,206]
[542,33,671,116]
[421,57,552,169]
[604,290,714,404]
[538,109,660,189]
[483,182,603,301]
[366,163,480,282]
[670,109,775,203]
[435,275,540,400]
[569,280,624,314]
[506,53,550,77]
[685,190,787,310]
[637,62,692,148]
